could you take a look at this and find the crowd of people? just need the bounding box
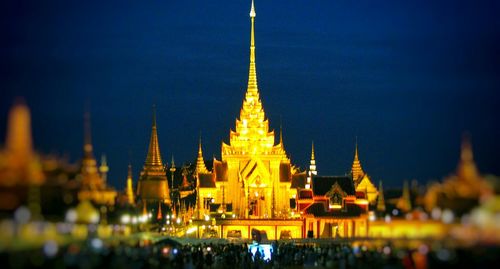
[1,238,498,268]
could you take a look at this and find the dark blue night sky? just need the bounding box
[1,0,499,188]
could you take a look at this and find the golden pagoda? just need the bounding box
[136,107,171,208]
[195,137,209,175]
[351,143,378,203]
[0,101,45,214]
[424,135,493,214]
[351,142,365,183]
[0,101,45,187]
[77,112,117,205]
[197,0,298,219]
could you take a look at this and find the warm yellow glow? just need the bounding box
[355,199,369,205]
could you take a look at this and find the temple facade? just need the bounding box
[189,1,385,240]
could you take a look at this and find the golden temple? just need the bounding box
[136,107,171,214]
[196,0,298,220]
[190,1,382,239]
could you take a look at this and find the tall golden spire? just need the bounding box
[248,0,257,92]
[2,101,44,186]
[81,112,102,189]
[223,0,278,155]
[457,134,480,181]
[6,100,33,157]
[351,140,365,182]
[137,105,171,204]
[196,136,209,174]
[126,164,135,205]
[145,105,163,167]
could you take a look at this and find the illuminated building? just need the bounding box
[424,136,493,216]
[0,101,45,187]
[196,0,299,220]
[189,1,394,239]
[188,1,306,239]
[136,107,171,216]
[77,112,117,205]
[351,143,378,204]
[0,101,44,215]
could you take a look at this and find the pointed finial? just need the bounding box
[250,0,256,18]
[152,104,157,127]
[279,118,283,145]
[196,135,209,174]
[198,133,203,154]
[311,141,315,160]
[351,139,365,182]
[144,104,163,167]
[461,133,473,162]
[171,155,176,168]
[83,111,93,153]
[127,163,133,178]
[355,136,359,158]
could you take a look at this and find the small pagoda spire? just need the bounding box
[83,111,93,158]
[81,111,102,190]
[145,105,163,167]
[306,141,317,189]
[99,154,109,184]
[180,167,190,189]
[247,0,258,93]
[171,155,176,169]
[170,155,176,190]
[351,139,365,182]
[309,141,317,175]
[311,141,316,161]
[195,136,209,174]
[126,164,135,205]
[376,181,386,213]
[457,134,480,181]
